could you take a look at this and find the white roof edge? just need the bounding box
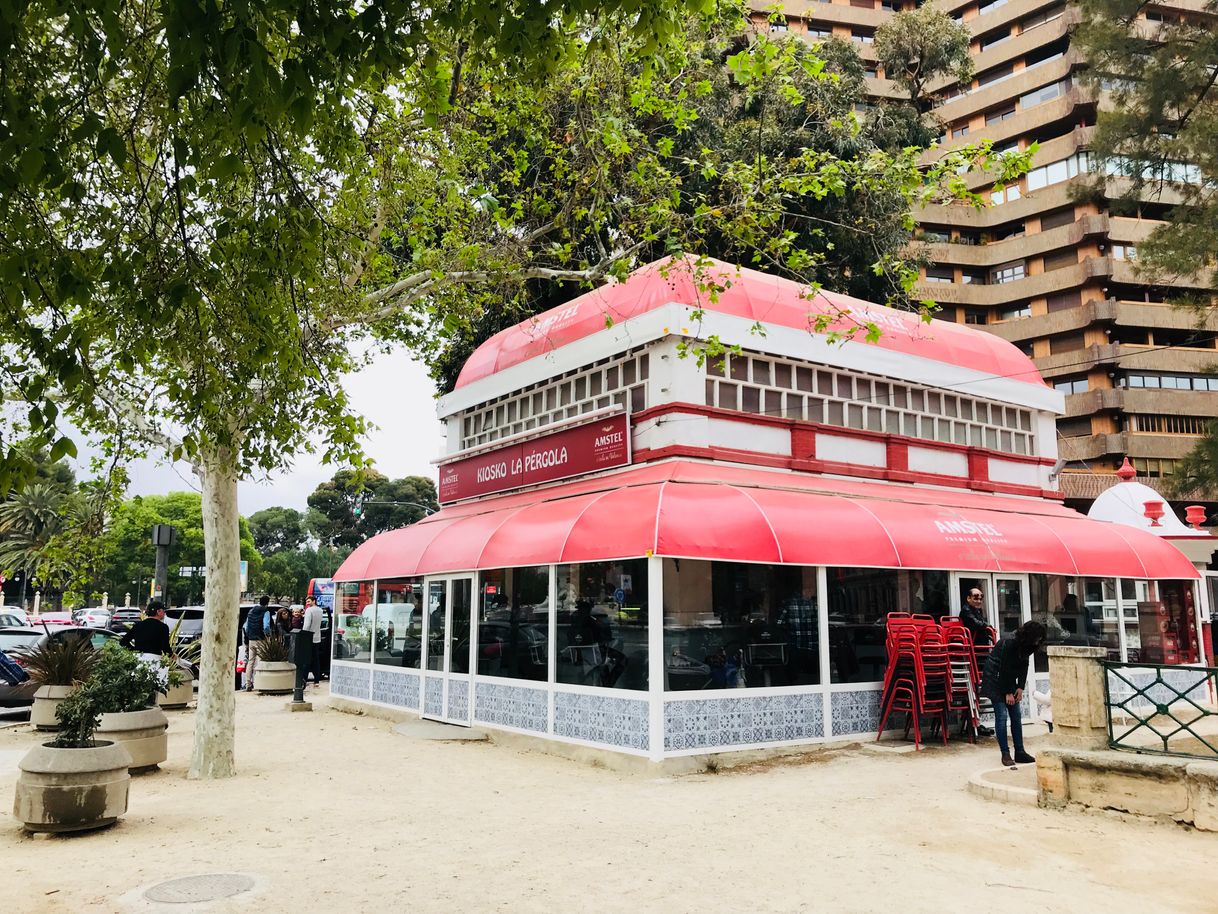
[438,302,1061,418]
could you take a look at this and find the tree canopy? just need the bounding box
[874,3,974,114]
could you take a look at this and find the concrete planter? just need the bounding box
[96,707,169,773]
[13,739,133,833]
[30,685,74,731]
[158,677,194,710]
[255,661,296,694]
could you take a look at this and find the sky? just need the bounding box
[76,348,448,515]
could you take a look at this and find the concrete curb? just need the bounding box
[968,767,1038,806]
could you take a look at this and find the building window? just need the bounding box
[1129,414,1211,435]
[852,31,874,44]
[334,582,372,663]
[1026,152,1092,191]
[478,567,550,681]
[1124,373,1218,391]
[1054,377,1089,394]
[976,64,1015,88]
[991,261,1026,284]
[372,578,424,666]
[990,185,1022,205]
[1043,248,1077,271]
[1040,207,1076,231]
[1020,78,1070,110]
[985,105,1016,125]
[663,560,820,690]
[556,559,648,691]
[1111,243,1138,260]
[980,30,1012,51]
[961,269,987,285]
[955,124,970,138]
[999,304,1032,319]
[964,308,987,325]
[1021,4,1065,30]
[827,568,950,684]
[924,265,954,284]
[770,20,790,31]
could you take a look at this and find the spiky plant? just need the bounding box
[18,636,99,687]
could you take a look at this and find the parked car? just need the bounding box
[1,605,29,625]
[0,625,118,707]
[73,608,112,629]
[0,612,25,628]
[33,611,76,626]
[109,608,142,632]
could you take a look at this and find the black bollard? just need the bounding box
[288,630,313,711]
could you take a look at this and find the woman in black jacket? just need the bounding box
[981,620,1047,767]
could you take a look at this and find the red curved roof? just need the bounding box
[334,461,1196,581]
[455,257,1046,389]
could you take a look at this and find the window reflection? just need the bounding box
[828,568,949,683]
[334,582,372,663]
[478,567,550,682]
[556,560,648,691]
[373,578,423,667]
[663,560,819,690]
[1030,575,1120,670]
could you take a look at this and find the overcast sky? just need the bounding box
[76,348,448,516]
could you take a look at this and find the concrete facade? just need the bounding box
[753,0,1218,503]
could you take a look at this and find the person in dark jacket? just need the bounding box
[981,620,1047,767]
[119,600,172,656]
[958,588,993,646]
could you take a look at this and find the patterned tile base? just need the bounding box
[555,691,649,751]
[448,679,470,722]
[664,692,823,751]
[1107,667,1210,710]
[830,689,882,736]
[473,681,548,733]
[424,677,444,717]
[331,663,371,700]
[371,667,420,709]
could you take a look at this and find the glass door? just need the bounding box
[421,575,474,726]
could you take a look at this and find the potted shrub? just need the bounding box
[87,641,172,773]
[253,633,295,694]
[158,616,200,710]
[19,637,100,731]
[12,662,134,832]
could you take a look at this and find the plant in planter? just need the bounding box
[12,655,134,833]
[159,616,201,710]
[19,637,100,731]
[82,641,172,772]
[253,633,296,694]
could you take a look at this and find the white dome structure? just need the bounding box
[1087,458,1210,539]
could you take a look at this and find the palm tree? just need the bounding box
[0,481,71,606]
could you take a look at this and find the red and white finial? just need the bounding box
[1116,457,1136,482]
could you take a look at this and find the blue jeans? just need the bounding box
[988,691,1024,757]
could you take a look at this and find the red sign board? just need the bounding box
[439,414,630,503]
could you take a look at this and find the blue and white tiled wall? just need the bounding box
[830,689,882,736]
[331,663,371,700]
[664,692,824,751]
[371,667,421,710]
[424,677,444,717]
[473,681,549,734]
[448,679,470,722]
[555,691,649,751]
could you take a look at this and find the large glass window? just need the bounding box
[663,560,819,691]
[373,578,424,667]
[828,568,950,683]
[334,581,372,663]
[1030,575,1120,670]
[478,567,550,681]
[1123,580,1201,664]
[556,560,648,691]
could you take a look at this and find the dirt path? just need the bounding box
[2,689,1215,914]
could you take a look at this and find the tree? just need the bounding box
[1,4,1021,780]
[307,471,437,546]
[1075,0,1218,493]
[874,3,974,114]
[248,507,307,556]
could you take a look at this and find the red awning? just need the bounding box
[334,462,1199,581]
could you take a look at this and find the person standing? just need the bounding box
[958,588,994,646]
[120,600,172,657]
[302,597,323,687]
[243,596,272,692]
[981,620,1047,767]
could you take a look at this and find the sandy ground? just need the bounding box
[2,689,1217,914]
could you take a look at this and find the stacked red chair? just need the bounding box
[876,613,951,749]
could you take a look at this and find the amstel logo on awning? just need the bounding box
[934,518,1007,544]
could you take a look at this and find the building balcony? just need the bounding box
[915,255,1111,306]
[1063,386,1218,419]
[987,299,1218,343]
[935,56,1077,125]
[1034,343,1218,379]
[918,179,1082,228]
[922,213,1107,267]
[1057,431,1206,462]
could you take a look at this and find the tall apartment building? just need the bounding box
[751,0,1218,508]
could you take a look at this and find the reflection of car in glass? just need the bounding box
[470,622,548,678]
[0,626,118,706]
[35,611,75,626]
[334,612,372,661]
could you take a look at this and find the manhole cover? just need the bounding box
[144,874,255,904]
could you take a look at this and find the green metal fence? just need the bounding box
[1103,661,1218,760]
